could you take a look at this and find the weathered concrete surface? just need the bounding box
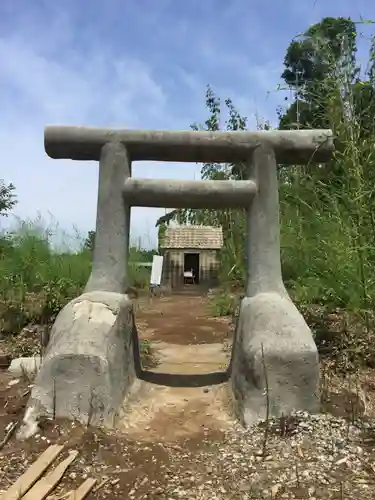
[84,142,131,294]
[245,145,287,297]
[230,144,320,425]
[23,291,138,427]
[231,293,320,425]
[8,356,42,377]
[44,126,334,164]
[123,178,257,208]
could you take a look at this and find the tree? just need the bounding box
[84,230,96,252]
[157,221,167,254]
[279,17,358,130]
[156,85,249,285]
[278,17,375,196]
[276,16,375,319]
[156,17,375,301]
[156,85,249,229]
[0,180,17,216]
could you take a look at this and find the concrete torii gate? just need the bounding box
[21,126,334,433]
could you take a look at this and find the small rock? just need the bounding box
[298,422,310,430]
[7,378,20,387]
[8,356,42,377]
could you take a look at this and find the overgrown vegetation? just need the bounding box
[0,179,17,217]
[0,219,153,336]
[156,17,375,371]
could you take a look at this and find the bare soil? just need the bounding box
[136,291,231,344]
[1,289,375,499]
[0,289,235,498]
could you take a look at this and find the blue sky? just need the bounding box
[0,0,374,249]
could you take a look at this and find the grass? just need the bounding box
[204,24,375,376]
[0,218,154,367]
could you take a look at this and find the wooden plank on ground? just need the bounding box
[0,421,18,452]
[65,478,97,500]
[1,444,64,500]
[22,450,79,500]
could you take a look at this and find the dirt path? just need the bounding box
[136,290,231,345]
[119,291,234,442]
[0,290,241,499]
[3,291,375,499]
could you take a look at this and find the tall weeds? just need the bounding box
[0,218,152,335]
[184,24,375,369]
[281,27,375,315]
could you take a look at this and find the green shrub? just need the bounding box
[0,220,153,335]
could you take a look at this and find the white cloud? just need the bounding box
[3,0,373,250]
[0,17,200,249]
[0,39,96,123]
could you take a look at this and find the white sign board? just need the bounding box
[150,255,164,286]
